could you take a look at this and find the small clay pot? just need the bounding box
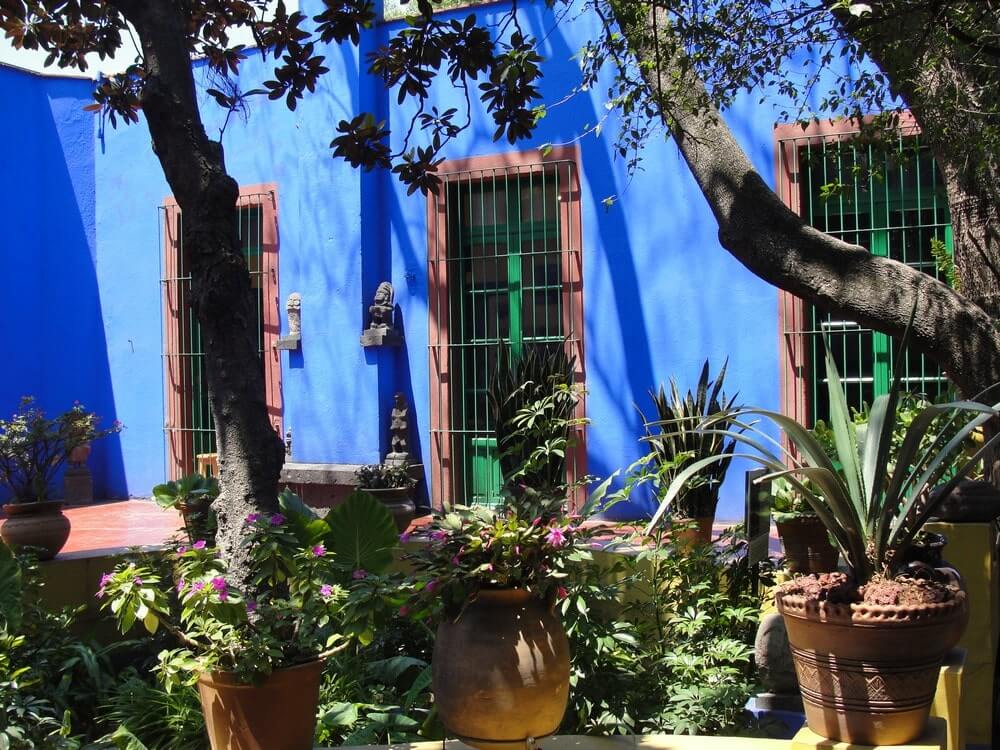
[0,501,71,560]
[776,515,840,574]
[776,589,968,745]
[670,516,714,546]
[198,659,324,750]
[433,588,570,750]
[68,442,91,465]
[362,486,416,533]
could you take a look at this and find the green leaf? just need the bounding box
[366,655,427,684]
[324,491,399,574]
[823,338,865,525]
[322,702,360,729]
[0,542,22,631]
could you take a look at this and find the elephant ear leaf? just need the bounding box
[324,491,399,574]
[0,542,23,632]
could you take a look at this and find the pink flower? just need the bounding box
[399,605,411,617]
[425,579,439,593]
[451,555,461,566]
[246,601,258,614]
[192,581,205,592]
[270,513,286,526]
[211,577,227,592]
[177,546,188,555]
[320,584,334,598]
[399,531,411,543]
[429,530,449,541]
[352,569,368,580]
[545,527,567,547]
[99,572,113,588]
[246,513,261,524]
[133,576,144,586]
[312,545,326,557]
[532,517,543,527]
[557,586,568,600]
[192,540,207,550]
[176,578,185,593]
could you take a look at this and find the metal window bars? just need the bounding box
[777,127,953,426]
[159,192,275,479]
[428,160,585,508]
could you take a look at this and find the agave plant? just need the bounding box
[649,339,1000,583]
[639,360,739,520]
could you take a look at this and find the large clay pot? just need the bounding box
[362,486,416,532]
[0,501,71,560]
[776,515,840,574]
[432,588,570,750]
[197,659,324,750]
[776,589,968,745]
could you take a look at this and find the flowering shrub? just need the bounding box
[98,490,400,686]
[0,397,121,503]
[404,497,586,615]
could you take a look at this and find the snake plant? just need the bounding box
[648,337,1000,583]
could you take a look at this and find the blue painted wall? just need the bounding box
[0,64,125,500]
[5,0,861,519]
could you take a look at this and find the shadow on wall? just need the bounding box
[0,68,126,501]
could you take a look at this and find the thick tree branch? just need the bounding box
[613,3,1000,398]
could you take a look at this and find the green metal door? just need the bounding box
[792,135,953,421]
[446,168,567,506]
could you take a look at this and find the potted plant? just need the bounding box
[355,462,416,532]
[640,360,738,543]
[153,473,220,546]
[405,344,604,750]
[0,397,121,560]
[771,477,839,574]
[98,489,400,750]
[652,331,999,745]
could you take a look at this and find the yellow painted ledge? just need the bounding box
[331,735,789,750]
[791,717,946,750]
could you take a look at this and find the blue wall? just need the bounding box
[4,0,816,518]
[0,65,125,500]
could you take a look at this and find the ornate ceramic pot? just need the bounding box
[776,589,968,745]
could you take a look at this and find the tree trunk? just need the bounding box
[611,3,1000,401]
[111,0,284,589]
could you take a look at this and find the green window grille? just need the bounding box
[778,129,953,425]
[160,194,273,479]
[429,160,583,507]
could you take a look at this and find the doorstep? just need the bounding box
[328,735,790,750]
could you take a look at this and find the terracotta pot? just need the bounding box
[670,516,714,546]
[776,588,968,745]
[432,588,570,750]
[197,659,324,750]
[0,501,71,560]
[776,515,840,574]
[68,442,91,465]
[362,486,416,532]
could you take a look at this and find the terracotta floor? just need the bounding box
[0,500,782,559]
[2,499,184,559]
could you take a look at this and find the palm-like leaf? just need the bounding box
[324,491,399,574]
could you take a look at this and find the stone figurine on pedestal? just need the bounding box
[276,292,302,350]
[360,282,403,347]
[386,392,412,467]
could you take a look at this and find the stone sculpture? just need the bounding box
[386,392,411,466]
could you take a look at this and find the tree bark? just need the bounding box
[612,4,1000,400]
[833,1,1000,325]
[110,0,284,588]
